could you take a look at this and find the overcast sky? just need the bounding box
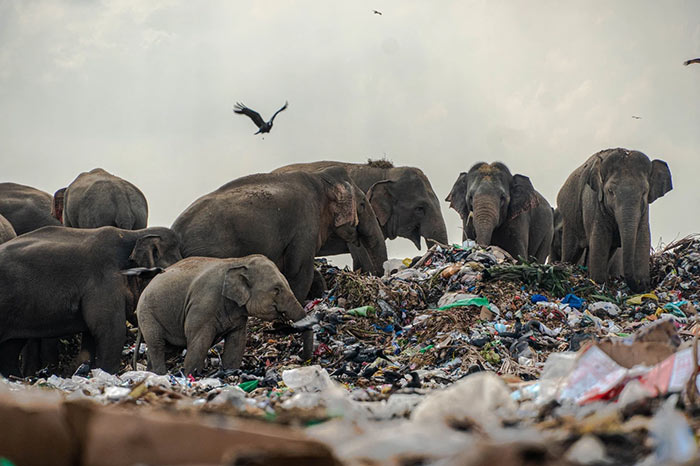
[1,1,698,264]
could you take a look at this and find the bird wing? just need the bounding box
[683,58,700,66]
[269,101,288,123]
[233,102,265,128]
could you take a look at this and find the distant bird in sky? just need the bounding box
[683,58,700,66]
[373,9,382,15]
[233,101,288,135]
[632,116,642,119]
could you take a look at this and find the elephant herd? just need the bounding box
[0,148,672,376]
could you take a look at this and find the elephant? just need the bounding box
[275,160,449,251]
[0,214,16,244]
[53,168,148,229]
[446,162,553,263]
[271,164,387,275]
[0,183,61,234]
[136,255,313,375]
[556,148,672,291]
[172,166,369,303]
[0,225,182,376]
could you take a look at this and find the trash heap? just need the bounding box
[3,236,700,465]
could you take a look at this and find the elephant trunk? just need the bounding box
[283,294,315,361]
[421,213,449,248]
[472,197,500,247]
[617,206,641,290]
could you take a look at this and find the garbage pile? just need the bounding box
[3,237,700,465]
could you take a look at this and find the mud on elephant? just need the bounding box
[172,166,368,302]
[0,226,182,376]
[557,148,672,291]
[53,168,148,229]
[447,162,553,263]
[136,256,314,375]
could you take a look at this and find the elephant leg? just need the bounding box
[282,248,315,303]
[561,224,584,265]
[221,323,247,370]
[138,313,168,375]
[0,339,26,377]
[20,339,42,376]
[307,269,327,300]
[183,326,216,376]
[588,225,613,284]
[81,292,126,374]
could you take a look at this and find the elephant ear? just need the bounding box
[507,174,540,220]
[446,172,469,215]
[585,155,604,202]
[222,266,251,307]
[331,181,359,227]
[52,187,66,223]
[129,234,161,268]
[367,180,394,226]
[648,159,672,203]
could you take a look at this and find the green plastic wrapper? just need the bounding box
[437,297,489,310]
[346,305,376,317]
[238,379,259,392]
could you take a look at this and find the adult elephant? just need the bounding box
[0,183,61,234]
[557,148,672,291]
[275,160,448,251]
[53,168,148,229]
[0,214,16,244]
[271,164,387,275]
[172,166,366,303]
[0,226,181,375]
[446,162,553,263]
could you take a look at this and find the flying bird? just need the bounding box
[373,9,382,15]
[683,58,700,66]
[632,116,642,119]
[233,101,288,135]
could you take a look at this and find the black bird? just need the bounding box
[632,116,642,119]
[233,101,288,135]
[683,58,700,66]
[373,9,382,15]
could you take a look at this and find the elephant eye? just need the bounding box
[414,206,425,216]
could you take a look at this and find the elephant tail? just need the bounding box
[132,328,143,370]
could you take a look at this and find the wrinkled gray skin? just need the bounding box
[272,164,387,275]
[0,226,182,376]
[0,214,16,244]
[557,148,672,291]
[551,207,622,275]
[447,162,553,263]
[137,256,311,375]
[276,161,448,251]
[53,168,148,229]
[0,183,61,235]
[173,166,361,305]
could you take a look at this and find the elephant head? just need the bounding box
[51,188,66,223]
[446,162,539,247]
[367,168,448,249]
[129,227,183,269]
[585,149,672,290]
[222,255,313,359]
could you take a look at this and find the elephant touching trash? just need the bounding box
[557,148,672,291]
[0,226,182,375]
[172,166,367,301]
[446,162,553,263]
[0,183,61,234]
[53,168,148,229]
[136,256,314,375]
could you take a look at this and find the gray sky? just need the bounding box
[1,1,699,264]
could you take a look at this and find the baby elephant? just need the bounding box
[136,255,313,375]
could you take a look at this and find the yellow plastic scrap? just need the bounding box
[402,258,413,267]
[626,293,658,305]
